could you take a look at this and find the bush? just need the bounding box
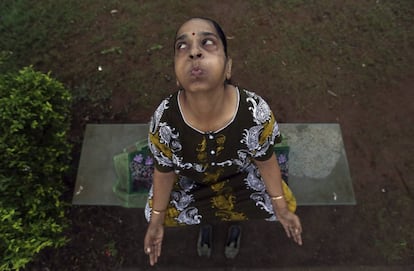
[0,67,72,270]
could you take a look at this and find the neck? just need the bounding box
[179,84,236,132]
[182,85,226,118]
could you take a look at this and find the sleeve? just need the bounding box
[242,90,281,161]
[253,111,282,161]
[147,98,175,173]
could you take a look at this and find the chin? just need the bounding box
[182,81,211,92]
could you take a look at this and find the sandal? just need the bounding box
[197,224,212,257]
[225,225,242,259]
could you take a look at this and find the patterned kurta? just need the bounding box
[145,87,294,227]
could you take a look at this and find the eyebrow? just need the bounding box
[175,31,218,43]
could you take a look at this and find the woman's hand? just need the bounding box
[144,222,164,266]
[275,208,303,245]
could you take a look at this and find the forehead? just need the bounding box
[176,19,217,37]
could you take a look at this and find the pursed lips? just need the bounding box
[190,66,203,76]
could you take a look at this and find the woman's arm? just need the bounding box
[254,153,303,245]
[144,168,176,266]
[150,168,176,224]
[253,153,288,210]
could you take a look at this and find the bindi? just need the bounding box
[192,32,195,36]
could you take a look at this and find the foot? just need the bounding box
[197,224,212,257]
[225,225,241,259]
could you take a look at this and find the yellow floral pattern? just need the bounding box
[215,134,226,155]
[210,181,226,192]
[196,136,207,162]
[215,210,247,221]
[259,113,276,145]
[203,169,224,184]
[149,132,173,159]
[211,194,235,210]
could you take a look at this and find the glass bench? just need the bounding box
[72,123,356,207]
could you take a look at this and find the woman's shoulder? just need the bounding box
[153,91,180,112]
[238,87,266,102]
[236,86,275,124]
[149,90,180,132]
[157,90,179,105]
[237,87,271,111]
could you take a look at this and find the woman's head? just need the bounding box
[174,17,228,57]
[174,17,232,91]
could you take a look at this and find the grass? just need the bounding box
[373,194,414,263]
[2,0,412,111]
[0,0,85,72]
[1,0,414,269]
[226,0,414,114]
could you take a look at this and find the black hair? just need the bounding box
[199,17,228,57]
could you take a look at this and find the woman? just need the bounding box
[144,17,302,266]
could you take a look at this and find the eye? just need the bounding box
[176,42,187,50]
[202,39,215,46]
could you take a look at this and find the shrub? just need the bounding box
[0,67,72,270]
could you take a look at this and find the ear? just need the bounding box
[176,79,181,87]
[226,58,232,80]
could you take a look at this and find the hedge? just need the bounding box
[0,66,72,270]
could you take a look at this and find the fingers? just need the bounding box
[282,223,291,239]
[144,224,164,266]
[284,224,302,245]
[145,244,161,266]
[150,246,157,266]
[144,240,163,266]
[281,215,303,246]
[156,240,162,257]
[291,218,303,245]
[291,226,302,245]
[295,231,303,246]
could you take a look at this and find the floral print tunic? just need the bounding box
[145,87,288,227]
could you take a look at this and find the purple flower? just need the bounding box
[133,154,144,163]
[145,156,154,166]
[277,154,287,164]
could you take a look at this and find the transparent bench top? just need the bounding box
[72,123,356,207]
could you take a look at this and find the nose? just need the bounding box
[190,53,202,59]
[189,45,202,59]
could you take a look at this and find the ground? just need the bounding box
[1,0,413,270]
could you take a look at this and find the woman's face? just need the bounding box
[174,18,231,93]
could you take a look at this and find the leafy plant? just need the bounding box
[0,67,72,270]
